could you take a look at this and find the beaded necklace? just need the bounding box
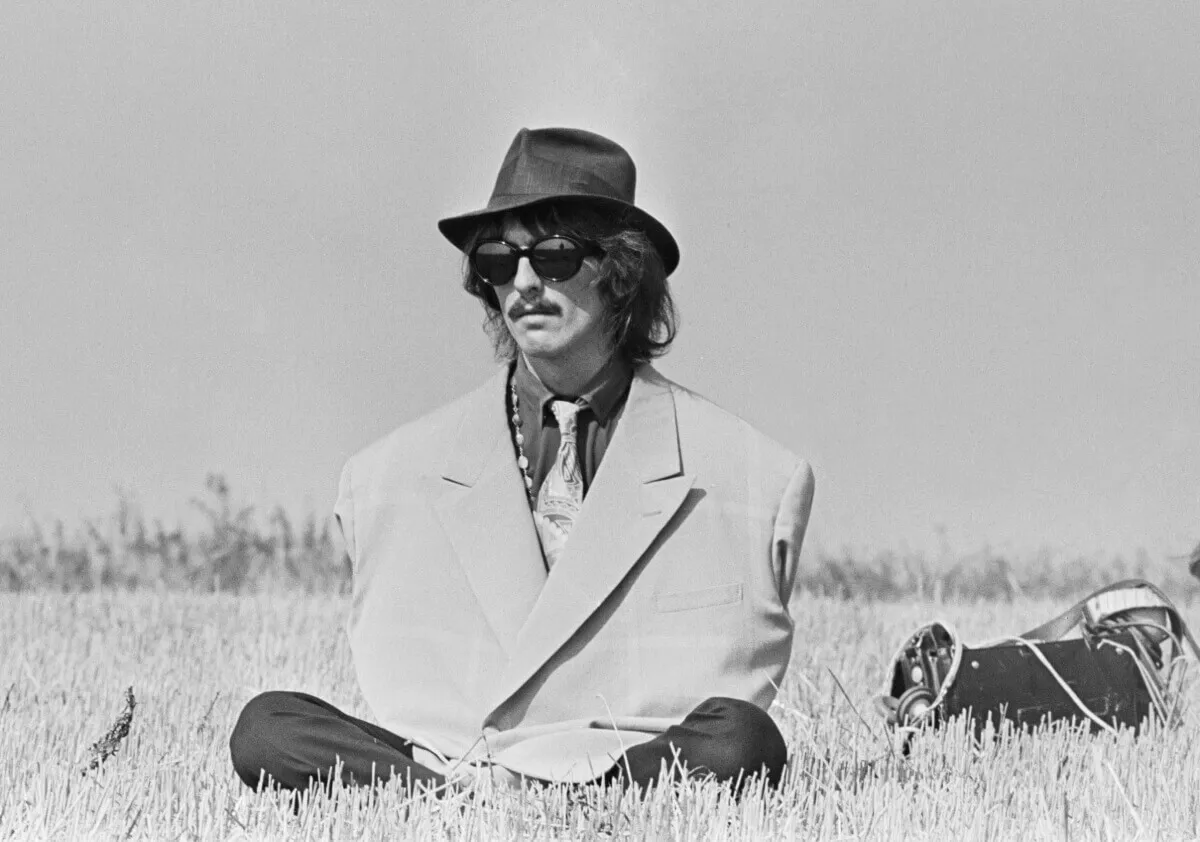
[509,375,535,506]
[509,371,587,509]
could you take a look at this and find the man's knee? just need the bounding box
[229,691,306,789]
[687,696,788,787]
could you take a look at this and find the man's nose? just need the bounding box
[512,257,543,296]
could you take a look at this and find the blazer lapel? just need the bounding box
[434,368,547,655]
[491,365,694,710]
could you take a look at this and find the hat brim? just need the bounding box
[438,193,680,277]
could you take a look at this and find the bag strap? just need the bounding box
[1020,578,1168,642]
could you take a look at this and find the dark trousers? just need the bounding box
[230,691,787,796]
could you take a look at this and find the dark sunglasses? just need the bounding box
[469,234,603,286]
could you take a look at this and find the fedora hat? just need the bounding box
[437,127,680,276]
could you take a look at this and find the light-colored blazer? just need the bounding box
[335,364,815,782]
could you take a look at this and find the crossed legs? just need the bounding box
[230,691,787,795]
[229,692,445,792]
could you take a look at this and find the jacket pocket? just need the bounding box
[654,582,744,613]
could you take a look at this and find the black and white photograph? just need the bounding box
[2,1,1199,839]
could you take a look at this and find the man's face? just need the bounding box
[493,219,610,365]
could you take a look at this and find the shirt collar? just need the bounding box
[513,353,633,424]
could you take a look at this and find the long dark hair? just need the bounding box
[459,202,678,365]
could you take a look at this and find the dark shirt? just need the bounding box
[511,353,633,500]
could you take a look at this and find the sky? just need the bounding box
[2,0,1198,562]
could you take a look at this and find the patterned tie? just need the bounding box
[535,400,584,569]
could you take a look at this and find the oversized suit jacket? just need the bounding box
[334,363,816,782]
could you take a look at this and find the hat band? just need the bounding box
[490,154,628,203]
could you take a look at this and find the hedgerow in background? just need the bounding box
[2,475,1197,599]
[1,474,349,593]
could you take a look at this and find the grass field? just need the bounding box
[4,588,1199,841]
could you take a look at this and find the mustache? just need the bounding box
[508,301,561,320]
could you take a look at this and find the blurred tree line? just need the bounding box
[2,474,349,593]
[2,474,1196,599]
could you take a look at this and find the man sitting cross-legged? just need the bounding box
[229,127,816,796]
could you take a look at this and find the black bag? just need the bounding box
[878,579,1199,739]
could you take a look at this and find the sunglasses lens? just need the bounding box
[471,236,593,285]
[471,242,518,286]
[531,237,586,281]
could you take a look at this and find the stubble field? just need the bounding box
[4,588,1200,841]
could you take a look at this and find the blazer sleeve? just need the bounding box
[334,460,357,573]
[771,460,816,604]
